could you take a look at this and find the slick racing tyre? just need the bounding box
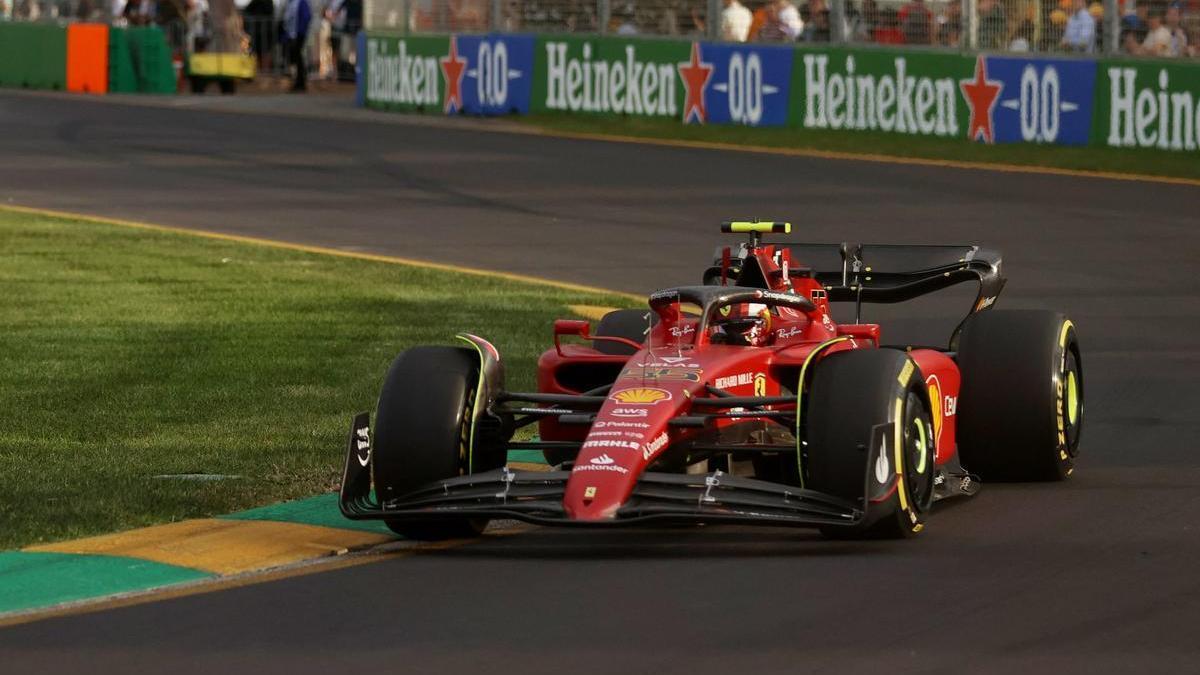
[806,350,936,539]
[373,346,491,540]
[592,309,656,355]
[956,310,1083,482]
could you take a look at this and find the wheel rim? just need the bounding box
[1063,349,1083,454]
[902,389,935,512]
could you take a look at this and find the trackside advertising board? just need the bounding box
[361,32,1200,152]
[363,33,535,115]
[1094,60,1200,152]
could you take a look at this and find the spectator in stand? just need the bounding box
[1121,11,1147,53]
[802,0,832,40]
[613,5,638,34]
[1061,0,1096,52]
[935,0,961,45]
[849,0,876,42]
[281,0,312,92]
[898,0,932,43]
[760,0,804,40]
[875,6,904,42]
[1009,16,1035,50]
[243,0,274,67]
[720,0,752,41]
[1163,2,1190,55]
[1141,7,1172,55]
[976,0,1006,48]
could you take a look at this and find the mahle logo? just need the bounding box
[544,41,679,117]
[802,54,960,137]
[1106,68,1200,151]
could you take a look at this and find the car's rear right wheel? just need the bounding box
[956,310,1083,481]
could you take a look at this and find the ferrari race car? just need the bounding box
[340,222,1083,539]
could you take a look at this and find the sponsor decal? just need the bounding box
[658,355,693,364]
[678,42,714,123]
[544,41,680,117]
[801,53,960,137]
[926,374,944,446]
[455,34,535,115]
[975,296,997,310]
[669,325,696,338]
[753,373,767,396]
[701,42,793,126]
[632,359,701,369]
[714,372,756,390]
[576,453,630,474]
[642,432,668,460]
[978,55,1095,145]
[354,426,370,467]
[594,420,650,429]
[622,367,702,382]
[588,431,624,437]
[366,37,442,107]
[775,326,804,339]
[757,290,801,304]
[439,36,467,113]
[583,439,640,450]
[584,486,597,499]
[610,387,672,405]
[821,313,836,331]
[874,448,891,484]
[1104,66,1200,151]
[612,407,650,418]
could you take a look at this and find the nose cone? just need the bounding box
[564,384,680,521]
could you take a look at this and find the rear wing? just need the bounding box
[704,243,1005,347]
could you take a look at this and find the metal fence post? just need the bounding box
[1103,0,1119,54]
[830,0,846,43]
[962,0,978,50]
[707,0,721,40]
[491,0,502,30]
[598,0,610,34]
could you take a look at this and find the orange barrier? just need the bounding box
[66,24,109,94]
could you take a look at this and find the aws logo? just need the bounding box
[610,387,672,405]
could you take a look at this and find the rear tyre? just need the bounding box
[373,346,489,539]
[806,350,935,539]
[592,309,656,355]
[956,310,1083,481]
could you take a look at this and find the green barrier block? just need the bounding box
[0,551,212,615]
[125,26,177,93]
[0,23,67,91]
[108,27,139,93]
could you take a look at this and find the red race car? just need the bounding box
[340,222,1083,539]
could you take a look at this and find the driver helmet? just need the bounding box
[711,303,772,347]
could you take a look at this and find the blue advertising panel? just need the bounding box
[694,42,793,127]
[455,33,535,116]
[981,55,1096,145]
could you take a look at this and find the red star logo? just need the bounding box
[959,56,1002,144]
[440,36,466,115]
[677,42,713,125]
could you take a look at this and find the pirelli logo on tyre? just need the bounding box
[610,387,672,405]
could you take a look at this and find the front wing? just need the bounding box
[339,413,868,529]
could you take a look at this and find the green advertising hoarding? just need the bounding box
[789,47,975,141]
[363,34,450,113]
[1094,59,1200,153]
[532,35,692,119]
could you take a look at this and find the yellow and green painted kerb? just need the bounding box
[0,449,550,619]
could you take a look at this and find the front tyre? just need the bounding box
[956,310,1083,481]
[373,346,490,539]
[806,350,935,539]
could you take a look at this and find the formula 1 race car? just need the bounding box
[340,222,1083,539]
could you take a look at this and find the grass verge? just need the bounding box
[517,114,1200,182]
[0,210,635,549]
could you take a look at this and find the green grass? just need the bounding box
[0,211,635,549]
[517,114,1200,181]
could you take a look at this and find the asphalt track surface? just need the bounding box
[2,92,1199,673]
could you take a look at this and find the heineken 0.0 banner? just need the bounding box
[364,33,535,115]
[361,31,1200,153]
[1095,60,1200,152]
